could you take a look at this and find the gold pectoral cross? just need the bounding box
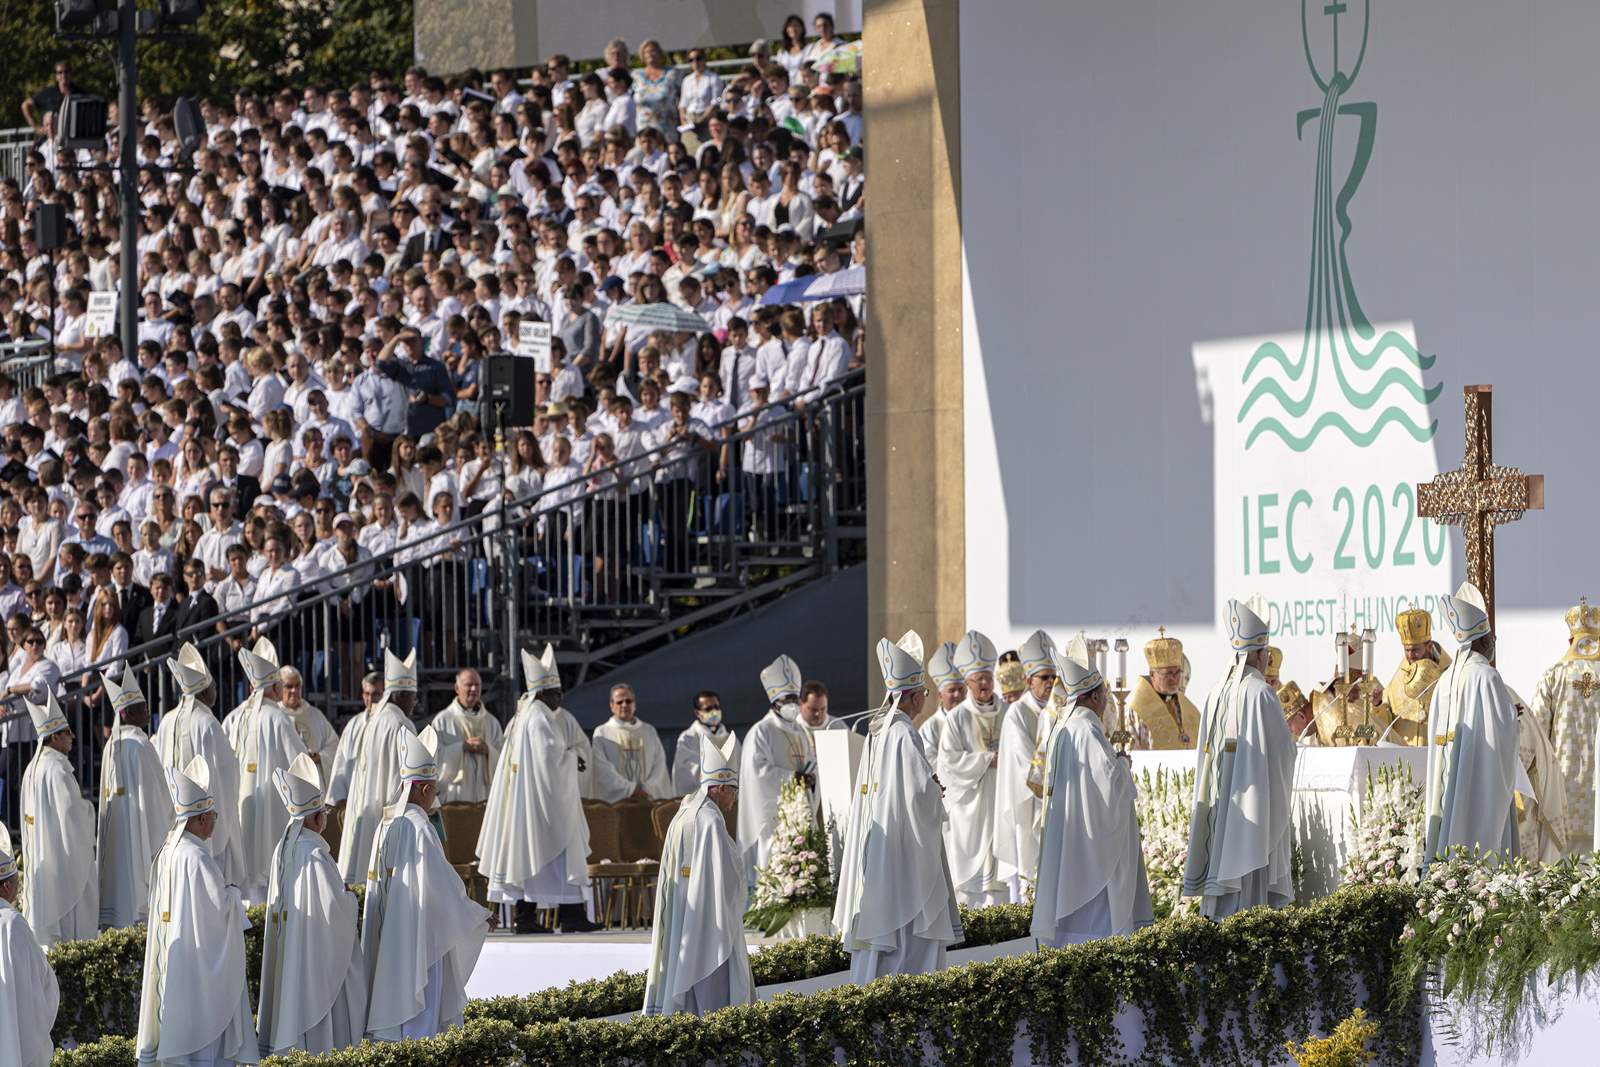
[1574,672,1600,699]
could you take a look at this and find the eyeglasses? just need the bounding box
[23,636,41,646]
[210,501,228,509]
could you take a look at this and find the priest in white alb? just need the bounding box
[995,630,1056,901]
[1182,597,1296,919]
[939,632,1022,907]
[333,649,420,885]
[99,666,174,929]
[0,847,58,1067]
[737,654,815,876]
[257,753,367,1056]
[833,632,962,983]
[919,641,960,753]
[644,734,753,1016]
[154,642,246,885]
[1032,652,1153,946]
[137,756,259,1066]
[280,667,339,787]
[362,727,489,1042]
[476,645,606,935]
[1425,582,1520,863]
[19,693,97,947]
[592,683,675,798]
[672,690,738,795]
[223,638,309,905]
[430,668,503,803]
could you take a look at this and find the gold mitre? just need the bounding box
[1396,608,1432,646]
[1277,680,1309,715]
[1265,645,1283,682]
[1144,627,1184,671]
[1566,597,1600,639]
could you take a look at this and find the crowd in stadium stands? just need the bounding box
[0,12,866,729]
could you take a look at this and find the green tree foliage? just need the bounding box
[0,0,413,134]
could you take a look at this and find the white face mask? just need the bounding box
[775,699,801,723]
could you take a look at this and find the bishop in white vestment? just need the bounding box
[1032,653,1153,946]
[737,655,815,875]
[918,641,961,754]
[994,634,1053,900]
[1528,598,1600,853]
[335,650,420,885]
[137,756,260,1066]
[153,643,246,885]
[1425,583,1520,863]
[0,849,59,1067]
[644,734,753,1015]
[430,668,503,803]
[362,728,489,1042]
[99,666,174,929]
[257,753,367,1056]
[223,640,309,905]
[476,646,606,934]
[672,691,738,795]
[19,693,98,947]
[1182,598,1296,919]
[939,629,1032,907]
[833,632,962,984]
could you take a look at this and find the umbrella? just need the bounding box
[817,217,863,244]
[759,266,865,306]
[759,277,815,306]
[607,302,714,333]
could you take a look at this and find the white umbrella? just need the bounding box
[801,266,864,300]
[607,302,714,333]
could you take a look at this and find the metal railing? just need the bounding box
[0,340,55,390]
[0,369,865,827]
[0,127,33,185]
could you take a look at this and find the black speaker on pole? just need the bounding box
[33,203,68,251]
[173,97,204,159]
[484,353,536,426]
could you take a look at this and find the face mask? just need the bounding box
[776,700,800,723]
[699,710,722,728]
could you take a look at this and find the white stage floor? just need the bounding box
[464,929,1036,1006]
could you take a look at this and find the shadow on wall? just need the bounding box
[564,564,869,749]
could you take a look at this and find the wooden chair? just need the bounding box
[440,802,488,904]
[584,802,630,927]
[323,804,345,860]
[650,798,682,845]
[615,798,659,861]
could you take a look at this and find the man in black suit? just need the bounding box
[213,447,261,513]
[401,203,449,267]
[133,570,181,652]
[108,552,153,635]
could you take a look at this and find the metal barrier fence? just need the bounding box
[0,127,33,186]
[0,340,55,391]
[0,369,866,828]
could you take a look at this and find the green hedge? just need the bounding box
[54,889,1419,1066]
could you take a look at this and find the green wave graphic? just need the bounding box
[1243,406,1437,452]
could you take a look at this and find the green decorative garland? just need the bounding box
[53,888,1419,1067]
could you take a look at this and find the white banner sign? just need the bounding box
[518,321,551,372]
[85,291,117,338]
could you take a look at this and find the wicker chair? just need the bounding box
[440,802,488,904]
[650,798,682,844]
[584,802,633,927]
[323,804,345,860]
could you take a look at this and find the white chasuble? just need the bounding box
[832,709,961,983]
[476,697,591,904]
[98,724,174,928]
[223,696,309,899]
[994,690,1046,888]
[431,701,504,804]
[1529,656,1600,853]
[643,790,753,1016]
[737,711,811,870]
[153,702,246,885]
[1032,706,1152,946]
[1424,649,1520,862]
[0,897,59,1067]
[137,831,259,1066]
[935,698,1004,903]
[362,805,488,1041]
[286,702,340,788]
[1182,663,1296,919]
[20,745,98,947]
[592,718,675,799]
[257,822,367,1055]
[335,704,416,885]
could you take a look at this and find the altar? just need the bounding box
[1131,745,1427,898]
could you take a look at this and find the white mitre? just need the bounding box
[273,752,325,820]
[383,647,418,695]
[1018,630,1056,678]
[952,630,997,679]
[699,734,739,789]
[239,638,282,691]
[1227,595,1271,654]
[171,756,217,821]
[520,643,560,692]
[1443,581,1491,645]
[1053,651,1104,702]
[927,642,960,689]
[397,726,440,786]
[24,692,68,738]
[760,654,803,704]
[167,642,212,696]
[103,664,145,714]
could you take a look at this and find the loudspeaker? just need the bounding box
[484,353,536,426]
[33,203,67,251]
[173,97,203,158]
[62,94,107,150]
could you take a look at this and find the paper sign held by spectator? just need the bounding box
[519,321,552,372]
[85,292,117,338]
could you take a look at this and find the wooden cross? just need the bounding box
[1416,385,1544,635]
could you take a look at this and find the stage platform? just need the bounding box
[464,928,1036,1008]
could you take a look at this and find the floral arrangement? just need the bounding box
[1342,763,1425,889]
[1395,848,1600,1053]
[745,777,835,935]
[1134,766,1196,920]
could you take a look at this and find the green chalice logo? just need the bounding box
[1237,0,1440,452]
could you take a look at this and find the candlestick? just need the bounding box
[1336,631,1350,677]
[1114,637,1129,689]
[1361,628,1376,674]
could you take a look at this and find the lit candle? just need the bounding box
[1115,638,1129,689]
[1336,632,1350,676]
[1361,628,1376,674]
